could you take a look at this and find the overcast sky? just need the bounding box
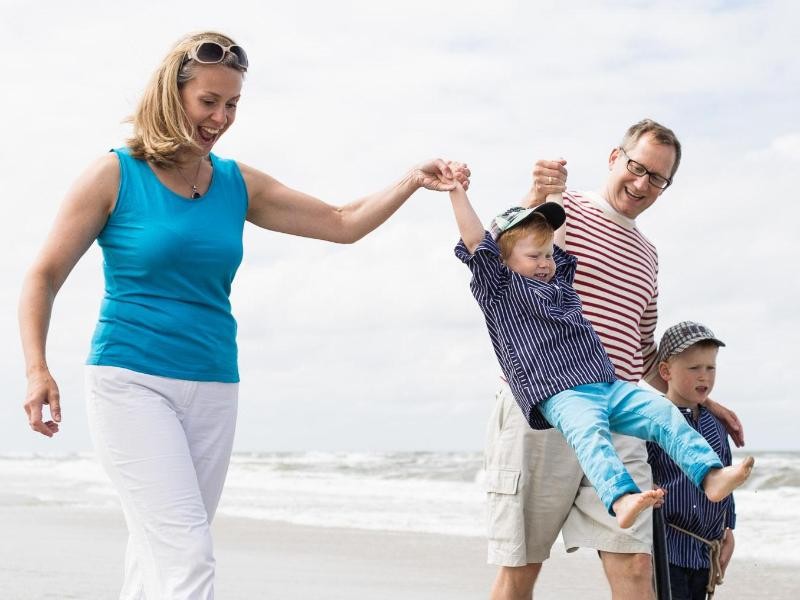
[2,0,798,454]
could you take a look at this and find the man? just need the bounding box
[483,119,744,600]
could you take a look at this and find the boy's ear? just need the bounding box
[658,361,671,382]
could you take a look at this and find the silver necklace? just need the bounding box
[176,158,204,199]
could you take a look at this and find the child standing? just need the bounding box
[648,322,738,600]
[448,181,754,528]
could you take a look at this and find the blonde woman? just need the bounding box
[19,31,466,599]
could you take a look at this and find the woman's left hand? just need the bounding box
[411,159,469,192]
[448,161,471,190]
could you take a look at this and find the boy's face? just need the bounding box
[661,344,718,406]
[504,233,556,282]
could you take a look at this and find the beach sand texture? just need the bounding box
[1,506,795,599]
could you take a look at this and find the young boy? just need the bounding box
[448,182,754,528]
[648,322,738,600]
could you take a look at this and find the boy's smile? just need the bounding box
[504,235,556,282]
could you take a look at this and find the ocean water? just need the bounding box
[1,450,798,565]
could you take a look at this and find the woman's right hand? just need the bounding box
[24,367,61,437]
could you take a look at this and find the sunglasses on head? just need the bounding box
[186,41,249,70]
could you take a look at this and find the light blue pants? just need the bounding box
[538,380,723,515]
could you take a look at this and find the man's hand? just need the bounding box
[704,398,745,447]
[527,158,568,206]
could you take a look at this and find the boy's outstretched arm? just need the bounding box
[449,182,486,254]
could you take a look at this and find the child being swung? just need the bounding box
[648,322,739,600]
[448,181,754,528]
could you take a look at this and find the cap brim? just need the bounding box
[491,202,566,239]
[657,335,726,364]
[532,202,566,231]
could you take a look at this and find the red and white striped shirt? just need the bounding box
[562,190,659,383]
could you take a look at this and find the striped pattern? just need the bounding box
[647,407,735,569]
[563,191,659,382]
[456,233,616,429]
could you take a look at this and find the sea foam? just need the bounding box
[1,450,797,563]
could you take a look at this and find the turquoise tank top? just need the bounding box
[87,148,248,382]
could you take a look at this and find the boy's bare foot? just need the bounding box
[704,456,755,502]
[612,489,665,529]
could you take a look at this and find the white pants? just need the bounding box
[85,366,238,600]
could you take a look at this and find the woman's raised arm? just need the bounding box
[240,159,466,243]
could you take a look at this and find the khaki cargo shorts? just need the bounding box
[485,384,653,567]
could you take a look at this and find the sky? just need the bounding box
[2,0,798,454]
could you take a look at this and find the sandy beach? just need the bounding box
[1,504,795,599]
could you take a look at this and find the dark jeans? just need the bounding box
[669,563,710,600]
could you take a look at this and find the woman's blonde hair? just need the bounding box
[127,31,247,167]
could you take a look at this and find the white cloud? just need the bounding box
[765,134,800,162]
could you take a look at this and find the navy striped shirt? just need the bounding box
[456,233,616,429]
[647,406,736,569]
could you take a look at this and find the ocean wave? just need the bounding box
[230,451,483,482]
[1,450,798,562]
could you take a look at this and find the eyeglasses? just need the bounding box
[186,41,249,70]
[618,148,671,189]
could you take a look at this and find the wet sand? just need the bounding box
[1,505,794,599]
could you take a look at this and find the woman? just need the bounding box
[19,31,467,599]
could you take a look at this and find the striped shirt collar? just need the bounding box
[583,190,637,231]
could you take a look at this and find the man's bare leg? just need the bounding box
[490,564,542,600]
[599,551,655,600]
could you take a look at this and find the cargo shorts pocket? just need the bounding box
[485,468,521,495]
[485,468,523,547]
